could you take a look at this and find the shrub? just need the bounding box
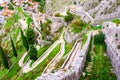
[26,28,36,44]
[8,4,14,10]
[28,45,38,60]
[111,18,120,26]
[0,6,3,10]
[20,28,29,51]
[94,32,105,44]
[64,9,74,22]
[55,13,61,17]
[0,45,9,69]
[10,37,17,57]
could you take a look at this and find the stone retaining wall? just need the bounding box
[95,11,120,24]
[36,32,92,80]
[102,22,120,80]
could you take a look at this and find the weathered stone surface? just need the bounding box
[102,22,120,80]
[49,17,67,34]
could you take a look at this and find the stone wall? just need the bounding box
[69,5,94,24]
[94,11,120,24]
[102,22,120,80]
[36,32,92,80]
[88,0,118,17]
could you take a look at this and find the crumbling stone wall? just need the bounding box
[102,22,120,80]
[36,32,92,80]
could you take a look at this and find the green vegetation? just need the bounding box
[64,43,73,56]
[54,13,62,17]
[94,32,105,44]
[2,62,21,80]
[71,17,87,33]
[53,58,65,72]
[91,25,102,30]
[4,13,20,31]
[111,18,120,26]
[20,28,29,51]
[26,28,36,44]
[23,54,29,63]
[27,17,33,27]
[34,0,46,12]
[38,45,51,57]
[41,19,51,40]
[64,9,74,22]
[18,44,60,80]
[28,45,38,60]
[0,6,3,10]
[8,4,14,10]
[82,34,87,46]
[0,46,9,69]
[10,37,18,58]
[80,34,116,80]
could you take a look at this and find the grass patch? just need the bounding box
[91,25,102,30]
[23,54,29,63]
[53,58,65,72]
[111,18,120,26]
[71,18,87,34]
[37,45,50,58]
[82,34,87,46]
[80,41,117,80]
[2,61,21,80]
[0,69,8,78]
[63,43,73,56]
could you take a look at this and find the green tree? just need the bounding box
[10,36,17,57]
[26,28,36,44]
[28,45,37,60]
[0,45,9,69]
[20,28,29,51]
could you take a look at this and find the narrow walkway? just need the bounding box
[61,39,82,69]
[80,40,117,80]
[18,28,66,73]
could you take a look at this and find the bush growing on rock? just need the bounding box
[94,32,105,44]
[64,9,74,22]
[55,13,61,17]
[28,45,38,60]
[26,28,36,44]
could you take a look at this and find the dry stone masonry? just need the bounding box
[36,32,92,80]
[102,22,120,80]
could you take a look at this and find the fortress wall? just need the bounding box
[102,22,120,79]
[36,32,92,80]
